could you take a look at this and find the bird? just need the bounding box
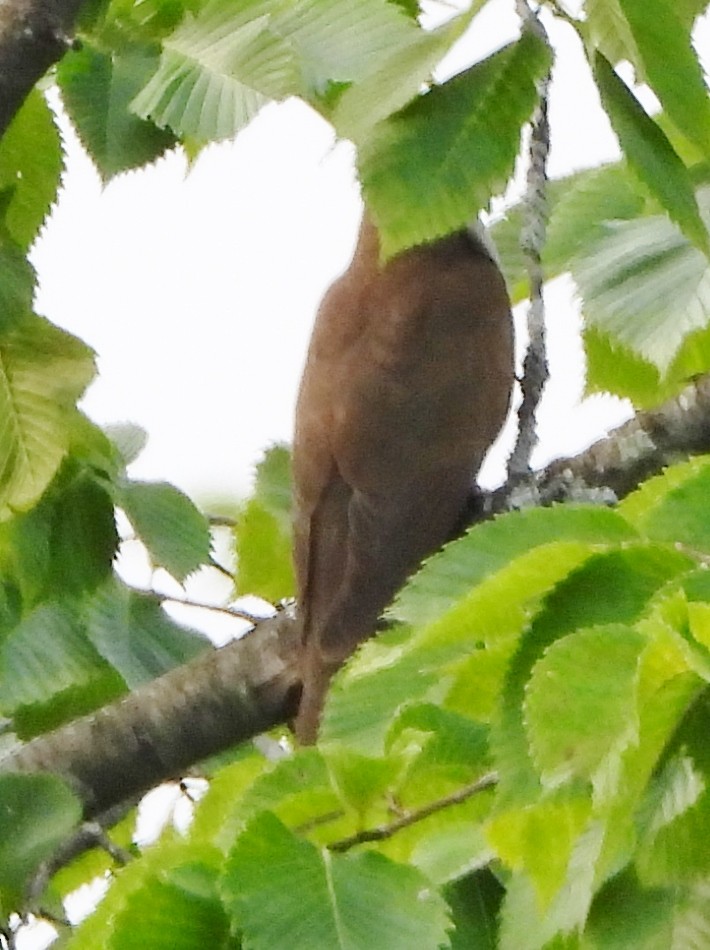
[291,211,514,743]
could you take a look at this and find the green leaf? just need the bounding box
[234,444,294,601]
[85,578,208,687]
[331,9,470,142]
[0,243,35,334]
[525,625,646,785]
[391,505,637,628]
[445,869,504,950]
[617,0,710,158]
[620,455,710,554]
[104,422,148,467]
[494,543,694,803]
[47,470,118,596]
[583,326,669,408]
[119,479,211,581]
[58,44,176,182]
[635,752,710,886]
[222,812,451,950]
[0,314,96,519]
[585,0,640,69]
[0,90,63,250]
[109,862,231,949]
[582,868,675,950]
[359,30,552,258]
[0,773,81,916]
[131,0,298,142]
[0,601,124,737]
[487,793,592,910]
[325,747,407,819]
[272,0,419,98]
[572,208,710,374]
[592,52,709,256]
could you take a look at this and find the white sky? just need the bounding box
[30,0,646,507]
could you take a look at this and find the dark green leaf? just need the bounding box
[109,862,231,949]
[592,52,709,256]
[85,578,209,687]
[58,44,176,182]
[0,601,124,737]
[445,869,504,950]
[222,811,451,950]
[48,472,118,596]
[0,773,81,915]
[359,31,552,257]
[0,90,63,250]
[119,479,211,581]
[618,0,710,158]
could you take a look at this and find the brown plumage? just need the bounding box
[292,212,514,743]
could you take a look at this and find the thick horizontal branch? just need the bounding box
[537,375,710,503]
[0,612,301,816]
[0,0,84,137]
[2,378,710,817]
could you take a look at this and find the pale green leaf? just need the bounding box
[326,748,407,819]
[620,455,710,551]
[131,0,298,142]
[119,479,211,580]
[592,52,709,256]
[618,0,710,157]
[104,422,148,467]
[359,31,552,258]
[65,842,221,950]
[487,794,592,909]
[0,315,96,519]
[222,812,451,950]
[0,773,81,916]
[272,0,419,96]
[573,205,710,373]
[236,747,350,844]
[109,862,231,949]
[498,822,606,950]
[525,625,646,785]
[583,326,669,407]
[0,90,63,250]
[391,505,637,628]
[234,444,294,601]
[494,544,693,803]
[331,9,470,142]
[58,44,176,182]
[85,578,208,687]
[585,0,640,68]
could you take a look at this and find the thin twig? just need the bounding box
[508,2,552,490]
[328,772,498,852]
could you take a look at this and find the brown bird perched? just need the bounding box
[292,212,514,743]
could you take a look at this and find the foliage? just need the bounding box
[1,0,710,947]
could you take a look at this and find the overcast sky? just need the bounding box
[30,0,652,506]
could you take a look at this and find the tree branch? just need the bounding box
[0,612,301,816]
[2,378,710,817]
[329,772,498,853]
[0,0,84,138]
